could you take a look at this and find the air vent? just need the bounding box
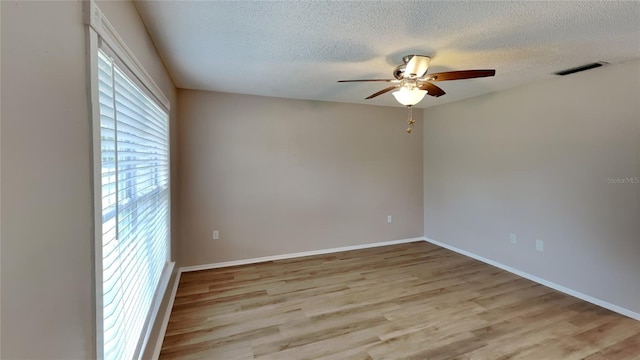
[554,62,608,76]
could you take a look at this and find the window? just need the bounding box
[98,50,170,359]
[86,2,172,359]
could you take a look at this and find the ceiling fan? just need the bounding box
[338,55,495,133]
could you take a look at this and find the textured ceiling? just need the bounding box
[134,1,640,108]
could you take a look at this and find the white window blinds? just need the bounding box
[98,49,170,360]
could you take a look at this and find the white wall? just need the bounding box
[423,60,640,315]
[2,2,93,357]
[0,0,177,358]
[178,90,424,266]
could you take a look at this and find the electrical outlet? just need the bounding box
[387,215,393,224]
[509,233,517,244]
[212,230,219,240]
[536,239,544,252]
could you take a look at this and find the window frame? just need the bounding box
[84,2,174,359]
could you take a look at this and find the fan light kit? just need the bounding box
[338,55,496,133]
[392,87,427,106]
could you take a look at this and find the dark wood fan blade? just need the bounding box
[418,82,446,97]
[338,79,395,83]
[427,69,495,81]
[365,86,398,99]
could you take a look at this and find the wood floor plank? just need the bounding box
[159,241,640,359]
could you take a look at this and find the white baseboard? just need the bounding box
[151,268,182,360]
[179,237,425,273]
[423,237,640,321]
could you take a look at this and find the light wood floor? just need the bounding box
[160,242,640,359]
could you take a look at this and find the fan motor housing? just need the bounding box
[395,55,431,79]
[393,65,406,80]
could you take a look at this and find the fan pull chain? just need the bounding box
[406,105,416,134]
